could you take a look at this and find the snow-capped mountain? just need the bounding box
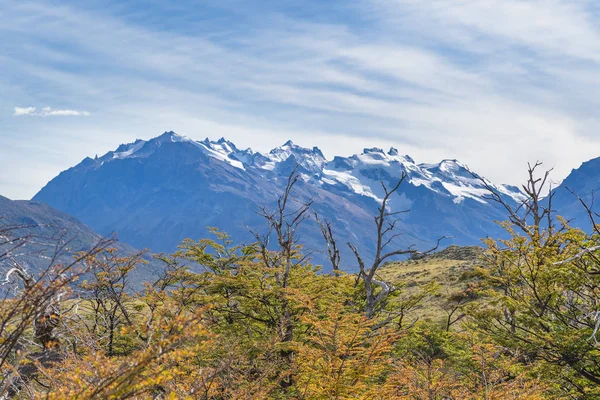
[33,131,524,271]
[92,131,521,207]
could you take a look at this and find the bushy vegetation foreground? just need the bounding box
[2,166,600,399]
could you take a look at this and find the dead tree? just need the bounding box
[472,161,557,241]
[468,162,559,330]
[252,168,312,389]
[314,212,341,273]
[253,169,313,286]
[347,172,447,319]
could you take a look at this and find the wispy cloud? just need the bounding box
[13,107,90,117]
[13,107,37,116]
[3,0,600,199]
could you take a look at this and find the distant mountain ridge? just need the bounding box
[0,195,160,284]
[87,131,524,205]
[33,131,528,271]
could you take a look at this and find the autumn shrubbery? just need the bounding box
[2,165,600,399]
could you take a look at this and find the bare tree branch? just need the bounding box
[314,212,341,274]
[347,172,448,319]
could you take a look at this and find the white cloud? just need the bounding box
[38,107,90,117]
[13,107,37,116]
[13,106,90,117]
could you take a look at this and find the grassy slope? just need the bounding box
[379,245,485,322]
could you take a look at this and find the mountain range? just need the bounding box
[28,131,530,271]
[1,131,597,273]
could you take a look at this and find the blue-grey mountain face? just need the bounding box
[0,195,159,284]
[33,132,525,271]
[552,157,600,229]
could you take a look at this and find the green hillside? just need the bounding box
[379,245,485,322]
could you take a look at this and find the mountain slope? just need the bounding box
[33,131,523,271]
[552,156,600,229]
[0,195,159,284]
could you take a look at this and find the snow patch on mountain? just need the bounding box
[113,139,146,159]
[105,132,246,170]
[417,159,524,204]
[197,137,245,170]
[321,169,381,201]
[265,140,326,174]
[319,150,523,205]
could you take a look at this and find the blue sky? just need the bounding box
[3,0,600,199]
